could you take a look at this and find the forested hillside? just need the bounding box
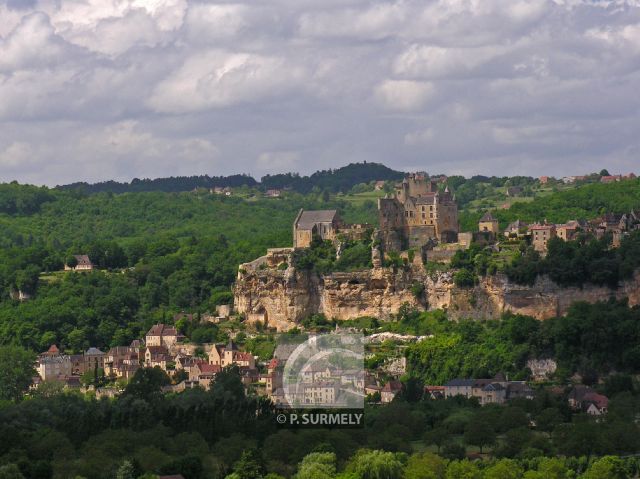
[56,162,404,195]
[0,184,375,351]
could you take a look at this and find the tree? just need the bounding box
[0,345,36,401]
[15,265,40,294]
[445,460,481,479]
[581,456,628,479]
[482,459,523,479]
[65,255,78,269]
[528,458,569,479]
[233,450,264,479]
[294,452,336,479]
[122,367,170,402]
[453,269,475,288]
[423,428,450,454]
[0,464,25,479]
[115,460,135,479]
[347,450,404,479]
[463,418,495,454]
[404,453,446,479]
[535,408,564,432]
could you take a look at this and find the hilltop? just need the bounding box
[55,161,404,195]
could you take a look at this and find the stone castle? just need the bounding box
[289,173,460,253]
[378,173,459,251]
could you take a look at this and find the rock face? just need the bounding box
[436,271,640,321]
[234,258,640,330]
[234,264,421,331]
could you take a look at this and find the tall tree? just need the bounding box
[0,345,35,401]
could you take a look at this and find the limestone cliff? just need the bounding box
[234,252,640,330]
[433,271,640,321]
[234,262,422,331]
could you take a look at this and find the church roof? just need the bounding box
[295,210,338,229]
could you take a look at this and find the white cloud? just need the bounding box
[257,151,301,173]
[148,50,306,113]
[1,0,640,184]
[375,80,435,111]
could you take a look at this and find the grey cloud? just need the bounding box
[0,0,639,185]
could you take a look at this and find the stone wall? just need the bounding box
[234,260,640,330]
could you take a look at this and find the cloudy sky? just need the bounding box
[1,0,639,185]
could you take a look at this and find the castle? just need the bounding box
[378,173,459,251]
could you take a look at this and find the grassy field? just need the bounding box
[339,189,387,207]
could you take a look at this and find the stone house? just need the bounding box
[64,254,94,271]
[263,370,283,394]
[293,209,342,248]
[301,366,334,383]
[70,354,84,376]
[584,393,609,416]
[104,343,140,378]
[340,369,365,390]
[568,385,608,415]
[145,324,184,348]
[476,382,507,405]
[444,378,475,398]
[208,344,225,366]
[144,346,171,370]
[530,223,556,253]
[189,361,222,389]
[444,375,532,405]
[504,220,529,238]
[478,212,499,234]
[303,382,338,405]
[381,380,403,403]
[425,386,445,400]
[84,347,106,372]
[556,220,582,242]
[207,340,256,370]
[37,345,72,381]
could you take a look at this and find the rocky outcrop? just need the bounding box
[438,271,640,321]
[234,264,422,331]
[234,258,640,330]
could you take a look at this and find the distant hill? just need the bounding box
[56,174,258,194]
[261,162,405,194]
[55,162,405,195]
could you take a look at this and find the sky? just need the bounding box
[0,0,639,185]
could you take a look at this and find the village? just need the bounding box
[33,326,610,418]
[32,311,611,418]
